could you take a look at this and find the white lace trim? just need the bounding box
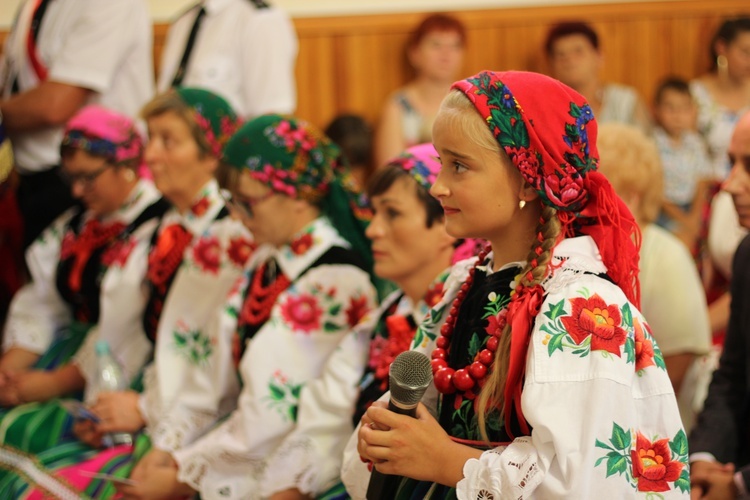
[456,437,542,500]
[261,437,318,496]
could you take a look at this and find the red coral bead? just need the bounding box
[453,368,475,391]
[431,348,447,360]
[469,361,487,380]
[436,336,448,349]
[486,336,499,352]
[431,358,447,373]
[478,349,494,365]
[433,368,456,394]
[440,324,452,336]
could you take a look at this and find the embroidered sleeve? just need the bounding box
[3,212,72,353]
[455,276,688,499]
[260,297,388,496]
[173,264,377,499]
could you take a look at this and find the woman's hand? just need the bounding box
[269,487,313,500]
[91,391,145,433]
[11,370,62,403]
[116,459,195,500]
[357,402,482,486]
[0,371,22,406]
[73,418,103,448]
[129,448,177,482]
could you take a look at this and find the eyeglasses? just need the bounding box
[59,162,113,190]
[220,189,275,219]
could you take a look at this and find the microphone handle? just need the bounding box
[366,398,417,499]
[387,398,417,417]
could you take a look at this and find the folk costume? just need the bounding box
[0,90,253,500]
[342,71,688,499]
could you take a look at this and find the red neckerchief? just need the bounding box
[64,219,126,293]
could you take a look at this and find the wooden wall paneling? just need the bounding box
[295,34,337,126]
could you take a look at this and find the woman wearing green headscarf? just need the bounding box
[0,88,255,499]
[114,114,379,499]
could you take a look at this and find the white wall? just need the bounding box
[1,0,678,29]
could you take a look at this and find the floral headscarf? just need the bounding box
[453,70,641,435]
[60,105,144,167]
[174,87,241,158]
[224,114,373,271]
[386,143,483,264]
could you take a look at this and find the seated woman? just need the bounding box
[259,143,479,499]
[597,122,711,431]
[347,70,686,498]
[374,13,466,167]
[0,89,252,499]
[0,104,166,432]
[112,114,378,499]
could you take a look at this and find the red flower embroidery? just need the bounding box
[192,236,222,274]
[543,168,587,210]
[560,294,626,356]
[423,282,445,308]
[367,336,389,370]
[633,318,655,371]
[101,239,136,268]
[280,294,323,333]
[228,237,255,267]
[485,309,508,337]
[290,233,314,255]
[511,147,542,190]
[631,432,684,492]
[191,197,211,217]
[345,295,369,327]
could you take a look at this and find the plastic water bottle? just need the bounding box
[94,340,133,447]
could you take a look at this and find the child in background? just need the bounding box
[652,77,715,249]
[325,114,374,189]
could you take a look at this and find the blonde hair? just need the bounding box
[440,90,563,440]
[596,123,663,224]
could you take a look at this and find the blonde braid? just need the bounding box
[477,205,561,442]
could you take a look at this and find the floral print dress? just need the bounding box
[171,216,377,500]
[342,236,688,499]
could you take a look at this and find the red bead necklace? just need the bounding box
[240,260,291,326]
[431,246,504,396]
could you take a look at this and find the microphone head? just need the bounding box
[389,350,433,409]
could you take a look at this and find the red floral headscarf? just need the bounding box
[453,70,641,435]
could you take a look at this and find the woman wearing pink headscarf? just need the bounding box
[0,105,167,437]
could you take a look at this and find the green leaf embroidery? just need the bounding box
[595,439,614,451]
[323,321,341,332]
[226,305,239,318]
[670,429,689,457]
[675,470,690,493]
[605,453,628,477]
[621,303,633,329]
[468,333,482,359]
[624,336,636,365]
[329,304,342,316]
[269,384,285,401]
[611,422,631,450]
[547,333,565,355]
[543,299,567,321]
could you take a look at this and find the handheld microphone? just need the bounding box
[366,350,433,500]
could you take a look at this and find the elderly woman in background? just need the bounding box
[0,105,166,414]
[374,13,466,167]
[597,122,711,431]
[0,89,253,499]
[113,114,378,499]
[545,20,652,132]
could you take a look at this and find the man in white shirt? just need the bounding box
[0,0,154,247]
[157,0,297,119]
